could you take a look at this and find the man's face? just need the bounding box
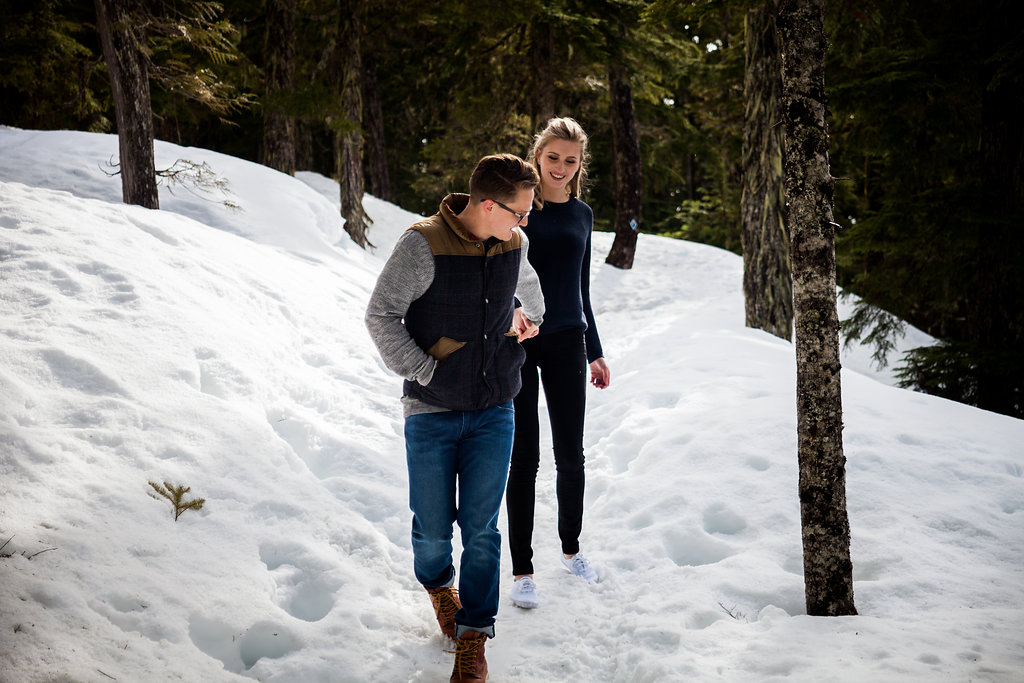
[482,188,534,241]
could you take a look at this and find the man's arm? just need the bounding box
[364,230,437,385]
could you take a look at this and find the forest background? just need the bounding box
[1,0,1021,419]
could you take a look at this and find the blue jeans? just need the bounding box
[405,400,514,633]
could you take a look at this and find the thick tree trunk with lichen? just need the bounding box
[336,0,372,248]
[743,0,792,341]
[94,0,159,209]
[778,0,857,617]
[262,0,296,175]
[606,65,641,270]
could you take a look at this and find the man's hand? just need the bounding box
[513,307,540,342]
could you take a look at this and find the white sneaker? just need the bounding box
[561,553,599,583]
[510,576,539,609]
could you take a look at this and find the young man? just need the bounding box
[365,154,545,682]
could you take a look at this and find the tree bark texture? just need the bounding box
[530,20,556,132]
[363,51,391,201]
[262,0,297,175]
[337,0,372,248]
[94,0,159,209]
[606,65,641,270]
[777,0,857,617]
[742,1,792,341]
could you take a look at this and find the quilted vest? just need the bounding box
[403,195,527,411]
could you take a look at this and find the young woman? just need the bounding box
[506,117,611,609]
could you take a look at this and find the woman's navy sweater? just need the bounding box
[520,197,604,363]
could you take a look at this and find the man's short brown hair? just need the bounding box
[468,154,540,203]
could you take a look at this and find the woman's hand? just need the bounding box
[589,358,610,389]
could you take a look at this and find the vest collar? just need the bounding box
[440,194,479,242]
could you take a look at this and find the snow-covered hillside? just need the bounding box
[1,127,1021,682]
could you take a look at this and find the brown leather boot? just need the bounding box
[425,586,461,639]
[450,630,488,682]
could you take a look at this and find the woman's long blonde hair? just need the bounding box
[528,117,589,208]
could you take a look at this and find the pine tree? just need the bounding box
[94,0,160,209]
[827,0,1024,418]
[778,0,856,617]
[0,0,108,132]
[362,50,390,201]
[646,0,746,252]
[148,481,206,521]
[93,0,252,208]
[592,0,650,269]
[335,0,372,248]
[606,62,642,269]
[262,0,297,175]
[742,0,792,341]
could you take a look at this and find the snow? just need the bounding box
[1,126,1022,683]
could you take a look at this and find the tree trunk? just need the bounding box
[94,0,159,209]
[294,119,314,172]
[778,0,857,617]
[363,51,391,201]
[606,65,641,270]
[530,20,556,131]
[742,1,792,340]
[337,0,372,248]
[262,0,296,175]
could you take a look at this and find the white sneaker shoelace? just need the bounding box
[510,576,539,609]
[561,553,599,584]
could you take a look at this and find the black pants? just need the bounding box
[507,329,588,576]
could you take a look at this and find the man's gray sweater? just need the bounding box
[365,203,545,417]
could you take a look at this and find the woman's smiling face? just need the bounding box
[536,138,582,198]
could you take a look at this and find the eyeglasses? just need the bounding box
[490,199,531,224]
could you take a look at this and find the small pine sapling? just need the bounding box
[148,481,206,521]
